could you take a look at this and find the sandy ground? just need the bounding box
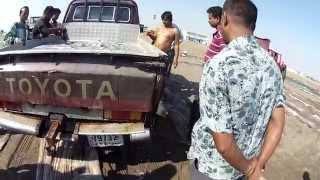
[0,41,319,180]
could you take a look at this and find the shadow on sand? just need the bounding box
[0,163,178,180]
[303,171,311,180]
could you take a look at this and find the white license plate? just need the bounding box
[87,135,124,147]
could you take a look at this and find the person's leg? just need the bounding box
[190,160,212,180]
[166,49,175,76]
[190,160,246,180]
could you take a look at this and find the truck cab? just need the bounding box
[64,0,140,24]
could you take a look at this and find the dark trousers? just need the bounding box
[166,49,175,76]
[190,160,245,180]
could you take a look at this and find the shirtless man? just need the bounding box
[147,11,180,70]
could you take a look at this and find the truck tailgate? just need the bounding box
[0,62,157,112]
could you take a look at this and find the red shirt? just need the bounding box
[204,30,226,62]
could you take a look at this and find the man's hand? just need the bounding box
[248,163,264,180]
[146,30,153,36]
[173,58,179,68]
[146,30,156,41]
[245,157,258,177]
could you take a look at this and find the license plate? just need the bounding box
[87,135,124,147]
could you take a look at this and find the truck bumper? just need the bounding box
[0,111,151,143]
[0,111,42,135]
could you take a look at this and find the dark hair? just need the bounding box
[53,8,61,15]
[223,0,257,29]
[43,6,54,16]
[161,11,172,21]
[19,6,29,15]
[207,6,222,18]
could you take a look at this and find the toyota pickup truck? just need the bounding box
[0,0,169,147]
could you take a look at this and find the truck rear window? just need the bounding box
[73,6,86,20]
[102,7,115,21]
[117,7,130,22]
[88,6,101,20]
[73,5,130,22]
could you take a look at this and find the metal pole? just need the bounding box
[84,0,88,21]
[115,0,120,23]
[99,0,104,21]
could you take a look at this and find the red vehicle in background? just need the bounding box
[256,37,287,80]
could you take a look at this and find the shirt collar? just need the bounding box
[228,35,256,49]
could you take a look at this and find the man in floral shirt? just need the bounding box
[188,0,286,180]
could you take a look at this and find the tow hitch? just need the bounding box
[45,114,64,150]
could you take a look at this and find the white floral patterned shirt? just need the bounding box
[188,36,285,180]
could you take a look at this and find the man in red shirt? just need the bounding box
[204,6,226,63]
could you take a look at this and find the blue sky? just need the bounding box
[0,0,319,80]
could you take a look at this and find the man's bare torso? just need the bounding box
[153,25,177,52]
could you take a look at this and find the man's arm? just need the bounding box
[4,24,17,45]
[32,21,49,39]
[249,107,285,180]
[146,27,158,43]
[212,132,257,175]
[40,26,50,37]
[48,27,63,36]
[259,107,285,167]
[173,29,180,68]
[146,30,157,41]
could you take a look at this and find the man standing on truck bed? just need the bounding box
[32,6,54,39]
[50,8,67,39]
[33,6,64,39]
[147,11,180,72]
[50,8,61,28]
[4,6,30,46]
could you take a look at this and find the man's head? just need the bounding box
[221,0,257,43]
[161,11,173,27]
[51,8,61,22]
[43,6,54,22]
[207,6,222,28]
[19,6,29,23]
